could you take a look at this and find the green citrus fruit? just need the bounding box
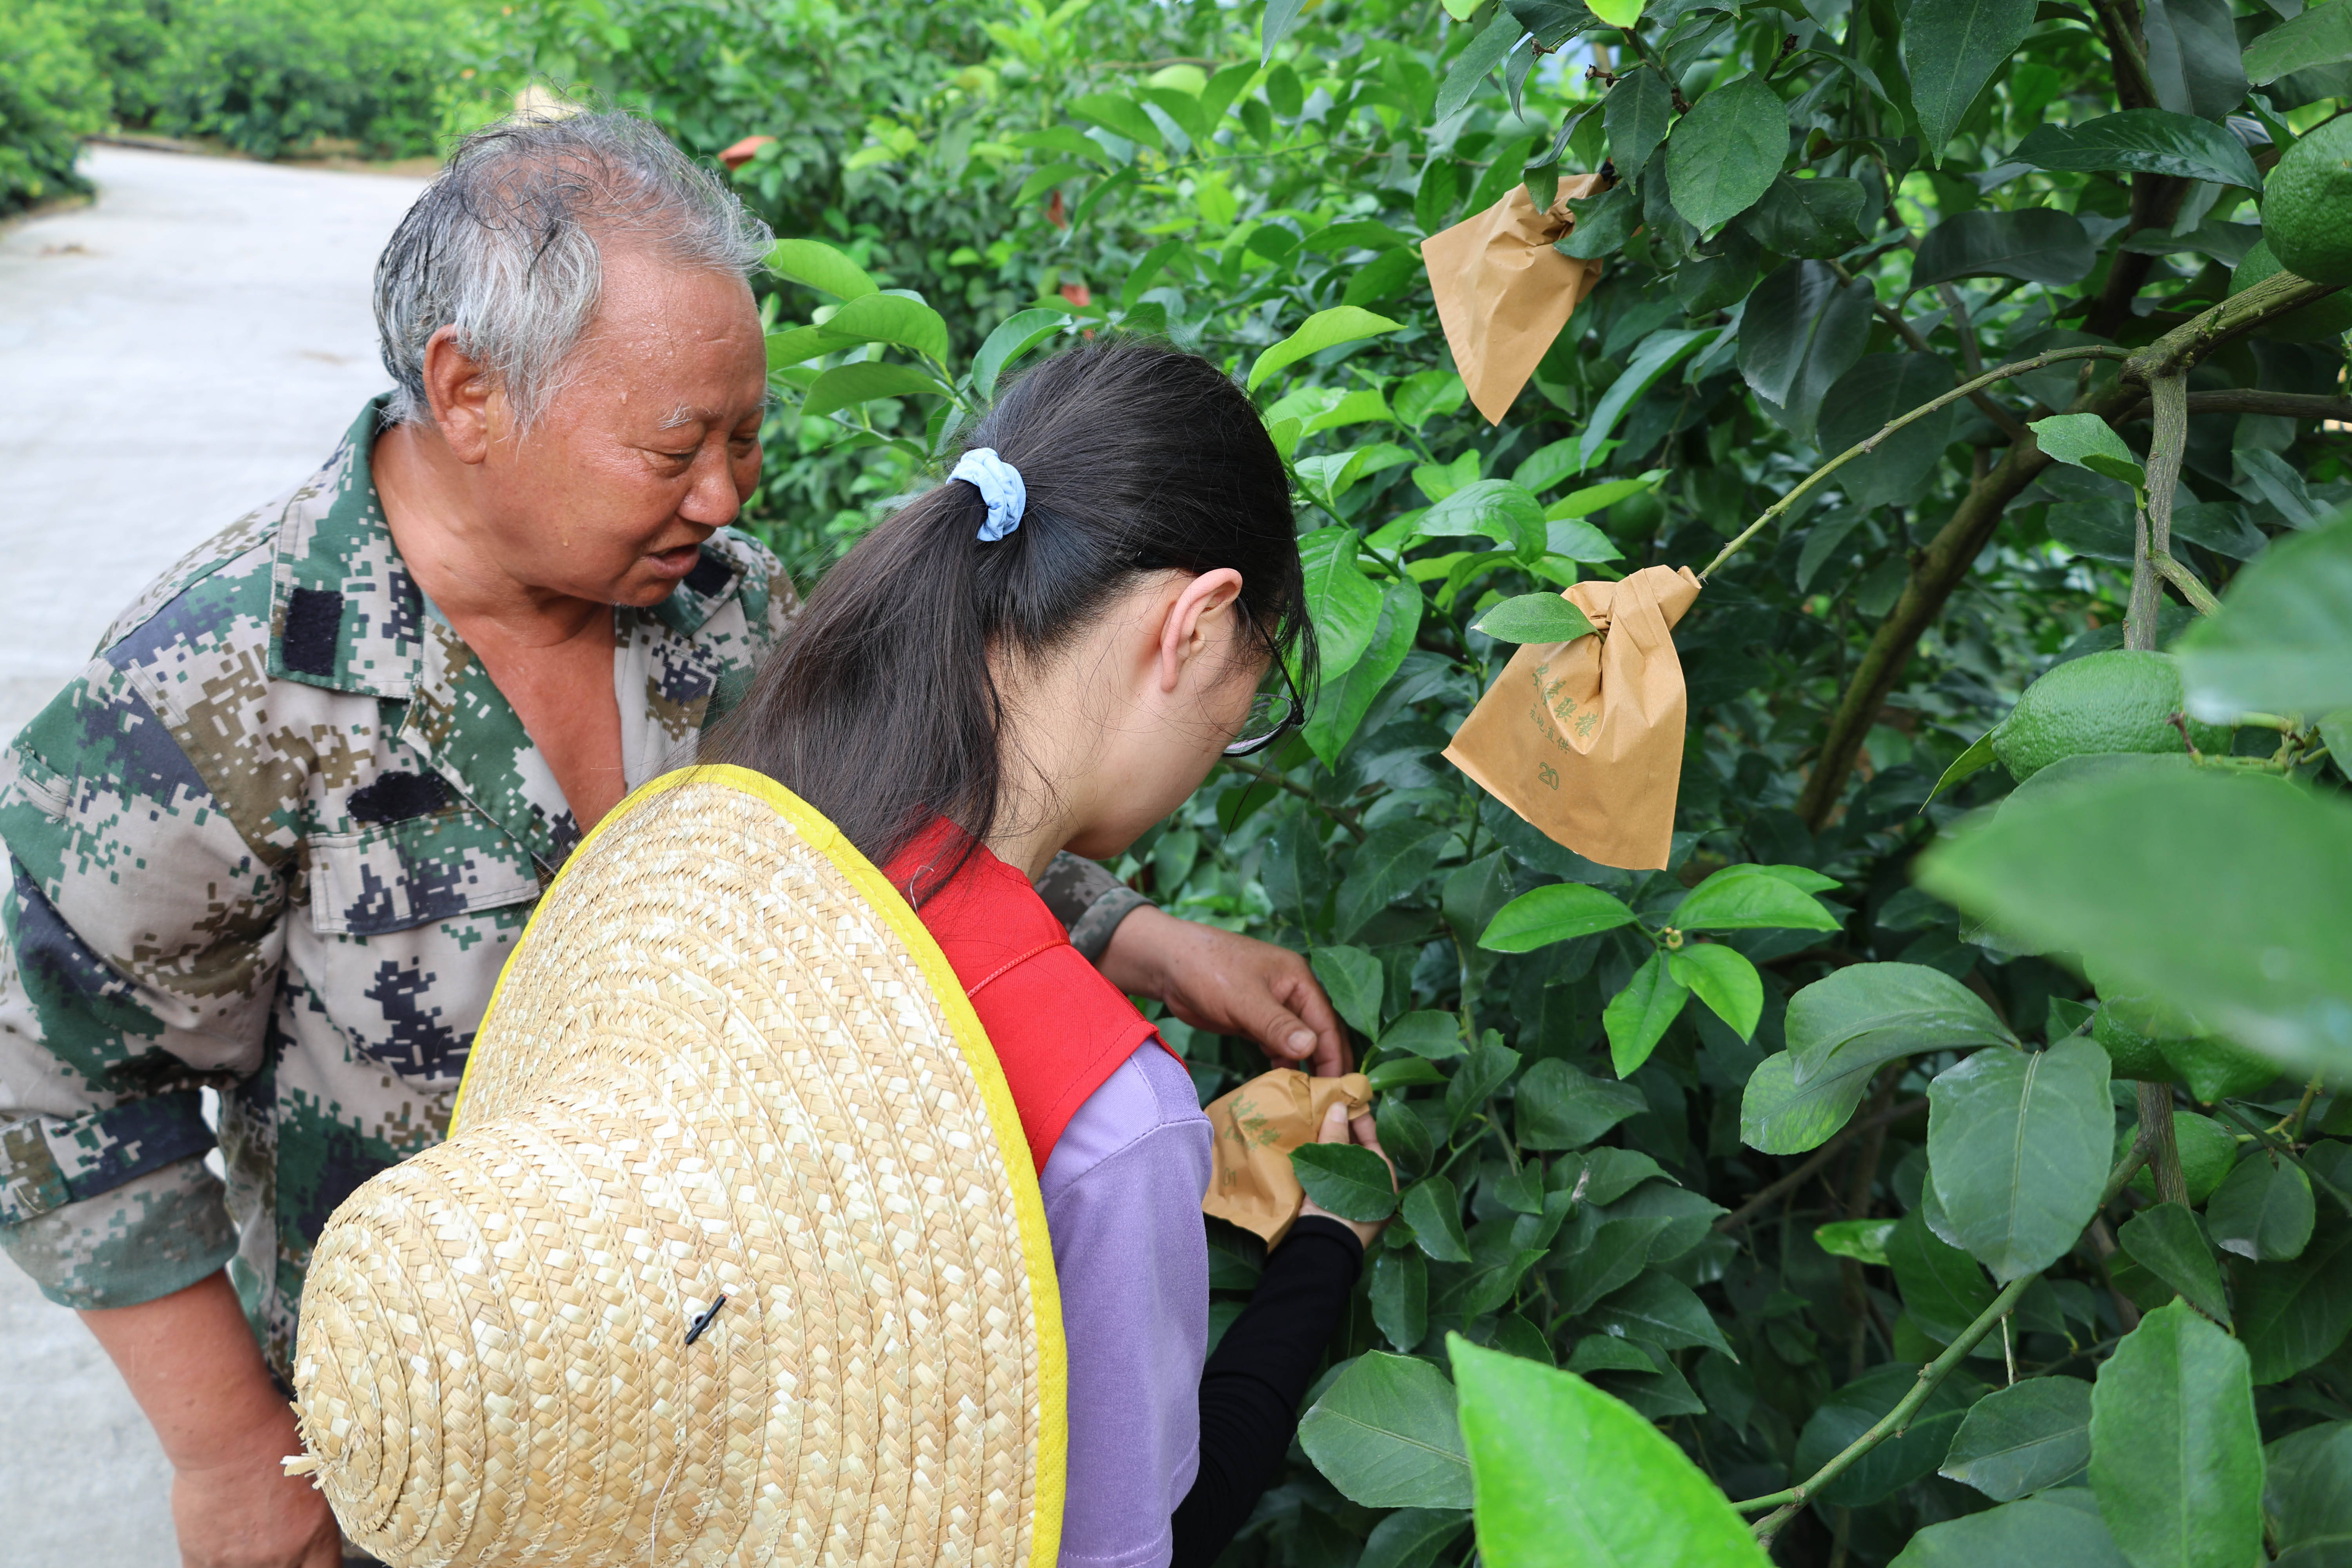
[2126,1111,2238,1205]
[2093,1006,2180,1083]
[2263,115,2352,288]
[1991,651,2232,782]
[2231,238,2352,343]
[2157,1035,2283,1103]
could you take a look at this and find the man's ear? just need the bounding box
[1156,568,1245,692]
[420,325,502,465]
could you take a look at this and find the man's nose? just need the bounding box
[678,441,743,526]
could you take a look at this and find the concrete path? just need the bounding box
[0,143,428,1566]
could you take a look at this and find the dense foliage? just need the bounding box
[521,0,2352,1563]
[27,0,2352,1559]
[0,0,111,212]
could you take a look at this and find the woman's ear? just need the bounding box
[421,325,501,465]
[1154,568,1246,693]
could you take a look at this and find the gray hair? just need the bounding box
[374,111,773,430]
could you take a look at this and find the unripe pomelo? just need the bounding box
[2263,116,2352,288]
[2157,1035,2283,1103]
[2232,238,2352,342]
[2093,1006,2180,1083]
[1991,650,2231,782]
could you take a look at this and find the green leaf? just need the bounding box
[2117,1203,2230,1322]
[1297,525,1383,680]
[766,237,878,299]
[1014,161,1085,206]
[1370,1248,1430,1353]
[1261,0,1308,63]
[1604,952,1691,1078]
[2207,1151,2316,1263]
[1379,1010,1466,1062]
[1913,207,2096,290]
[1566,1147,1671,1205]
[2089,1300,2265,1568]
[1336,818,1451,941]
[1816,1217,1898,1266]
[1602,67,1672,180]
[1926,729,2000,808]
[1248,306,1404,391]
[1740,174,1867,259]
[1939,1377,2095,1501]
[1445,1035,1523,1133]
[1786,963,2016,1086]
[2263,1419,2352,1558]
[1011,126,1118,170]
[1304,578,1420,767]
[1450,1338,1772,1568]
[1544,473,1657,521]
[1434,13,1523,123]
[1480,883,1639,952]
[1293,1142,1401,1222]
[1664,75,1787,235]
[1891,1497,2131,1567]
[1581,328,1716,467]
[1741,1049,1879,1154]
[1813,352,1964,512]
[2177,510,2352,721]
[1917,768,2352,1073]
[2143,0,2245,123]
[2015,109,2263,189]
[800,361,949,419]
[1517,1058,1649,1150]
[1675,864,1843,933]
[1403,1174,1474,1262]
[765,325,839,372]
[1585,1271,1737,1357]
[2029,414,2145,490]
[1586,0,1645,24]
[1067,91,1161,149]
[1546,518,1623,563]
[1669,943,1763,1042]
[1312,944,1385,1037]
[817,292,949,364]
[1794,1361,1983,1506]
[1560,181,1643,260]
[1903,0,2040,160]
[1888,1207,1998,1343]
[2235,1211,2352,1383]
[1927,1038,2113,1281]
[1737,261,1872,440]
[1358,1508,1470,1568]
[972,308,1069,399]
[1472,592,1600,644]
[1416,479,1548,559]
[2245,0,2352,84]
[1298,1351,1472,1508]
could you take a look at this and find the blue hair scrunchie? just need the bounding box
[951,447,1027,543]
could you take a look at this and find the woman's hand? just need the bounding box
[1098,907,1351,1076]
[171,1406,343,1568]
[1295,1100,1396,1250]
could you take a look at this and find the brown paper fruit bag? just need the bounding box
[1444,564,1702,871]
[1420,173,1609,426]
[1201,1068,1373,1246]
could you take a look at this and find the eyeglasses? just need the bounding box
[1225,609,1304,757]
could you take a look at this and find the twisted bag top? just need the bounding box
[285,765,1066,1568]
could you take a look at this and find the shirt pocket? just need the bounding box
[308,810,541,937]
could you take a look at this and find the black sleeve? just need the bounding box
[1170,1216,1365,1568]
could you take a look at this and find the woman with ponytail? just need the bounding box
[708,339,1388,1568]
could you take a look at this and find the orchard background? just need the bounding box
[11,0,2352,1563]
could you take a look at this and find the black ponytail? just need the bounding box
[705,339,1312,885]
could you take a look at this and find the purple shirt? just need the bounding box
[1039,1040,1214,1568]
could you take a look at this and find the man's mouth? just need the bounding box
[647,543,703,577]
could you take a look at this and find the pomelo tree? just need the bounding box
[496,0,2352,1559]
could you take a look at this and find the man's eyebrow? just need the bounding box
[659,404,708,430]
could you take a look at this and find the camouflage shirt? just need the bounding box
[0,398,817,1374]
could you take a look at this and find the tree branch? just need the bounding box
[1740,1140,2151,1543]
[1714,1098,1929,1233]
[2152,552,2222,615]
[1797,274,2349,830]
[2112,388,2352,424]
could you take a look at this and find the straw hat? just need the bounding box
[285,765,1067,1568]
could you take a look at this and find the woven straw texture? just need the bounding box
[287,766,1065,1568]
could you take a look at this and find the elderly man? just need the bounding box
[0,111,1341,1566]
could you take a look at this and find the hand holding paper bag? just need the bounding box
[1201,1068,1374,1246]
[1445,564,1703,871]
